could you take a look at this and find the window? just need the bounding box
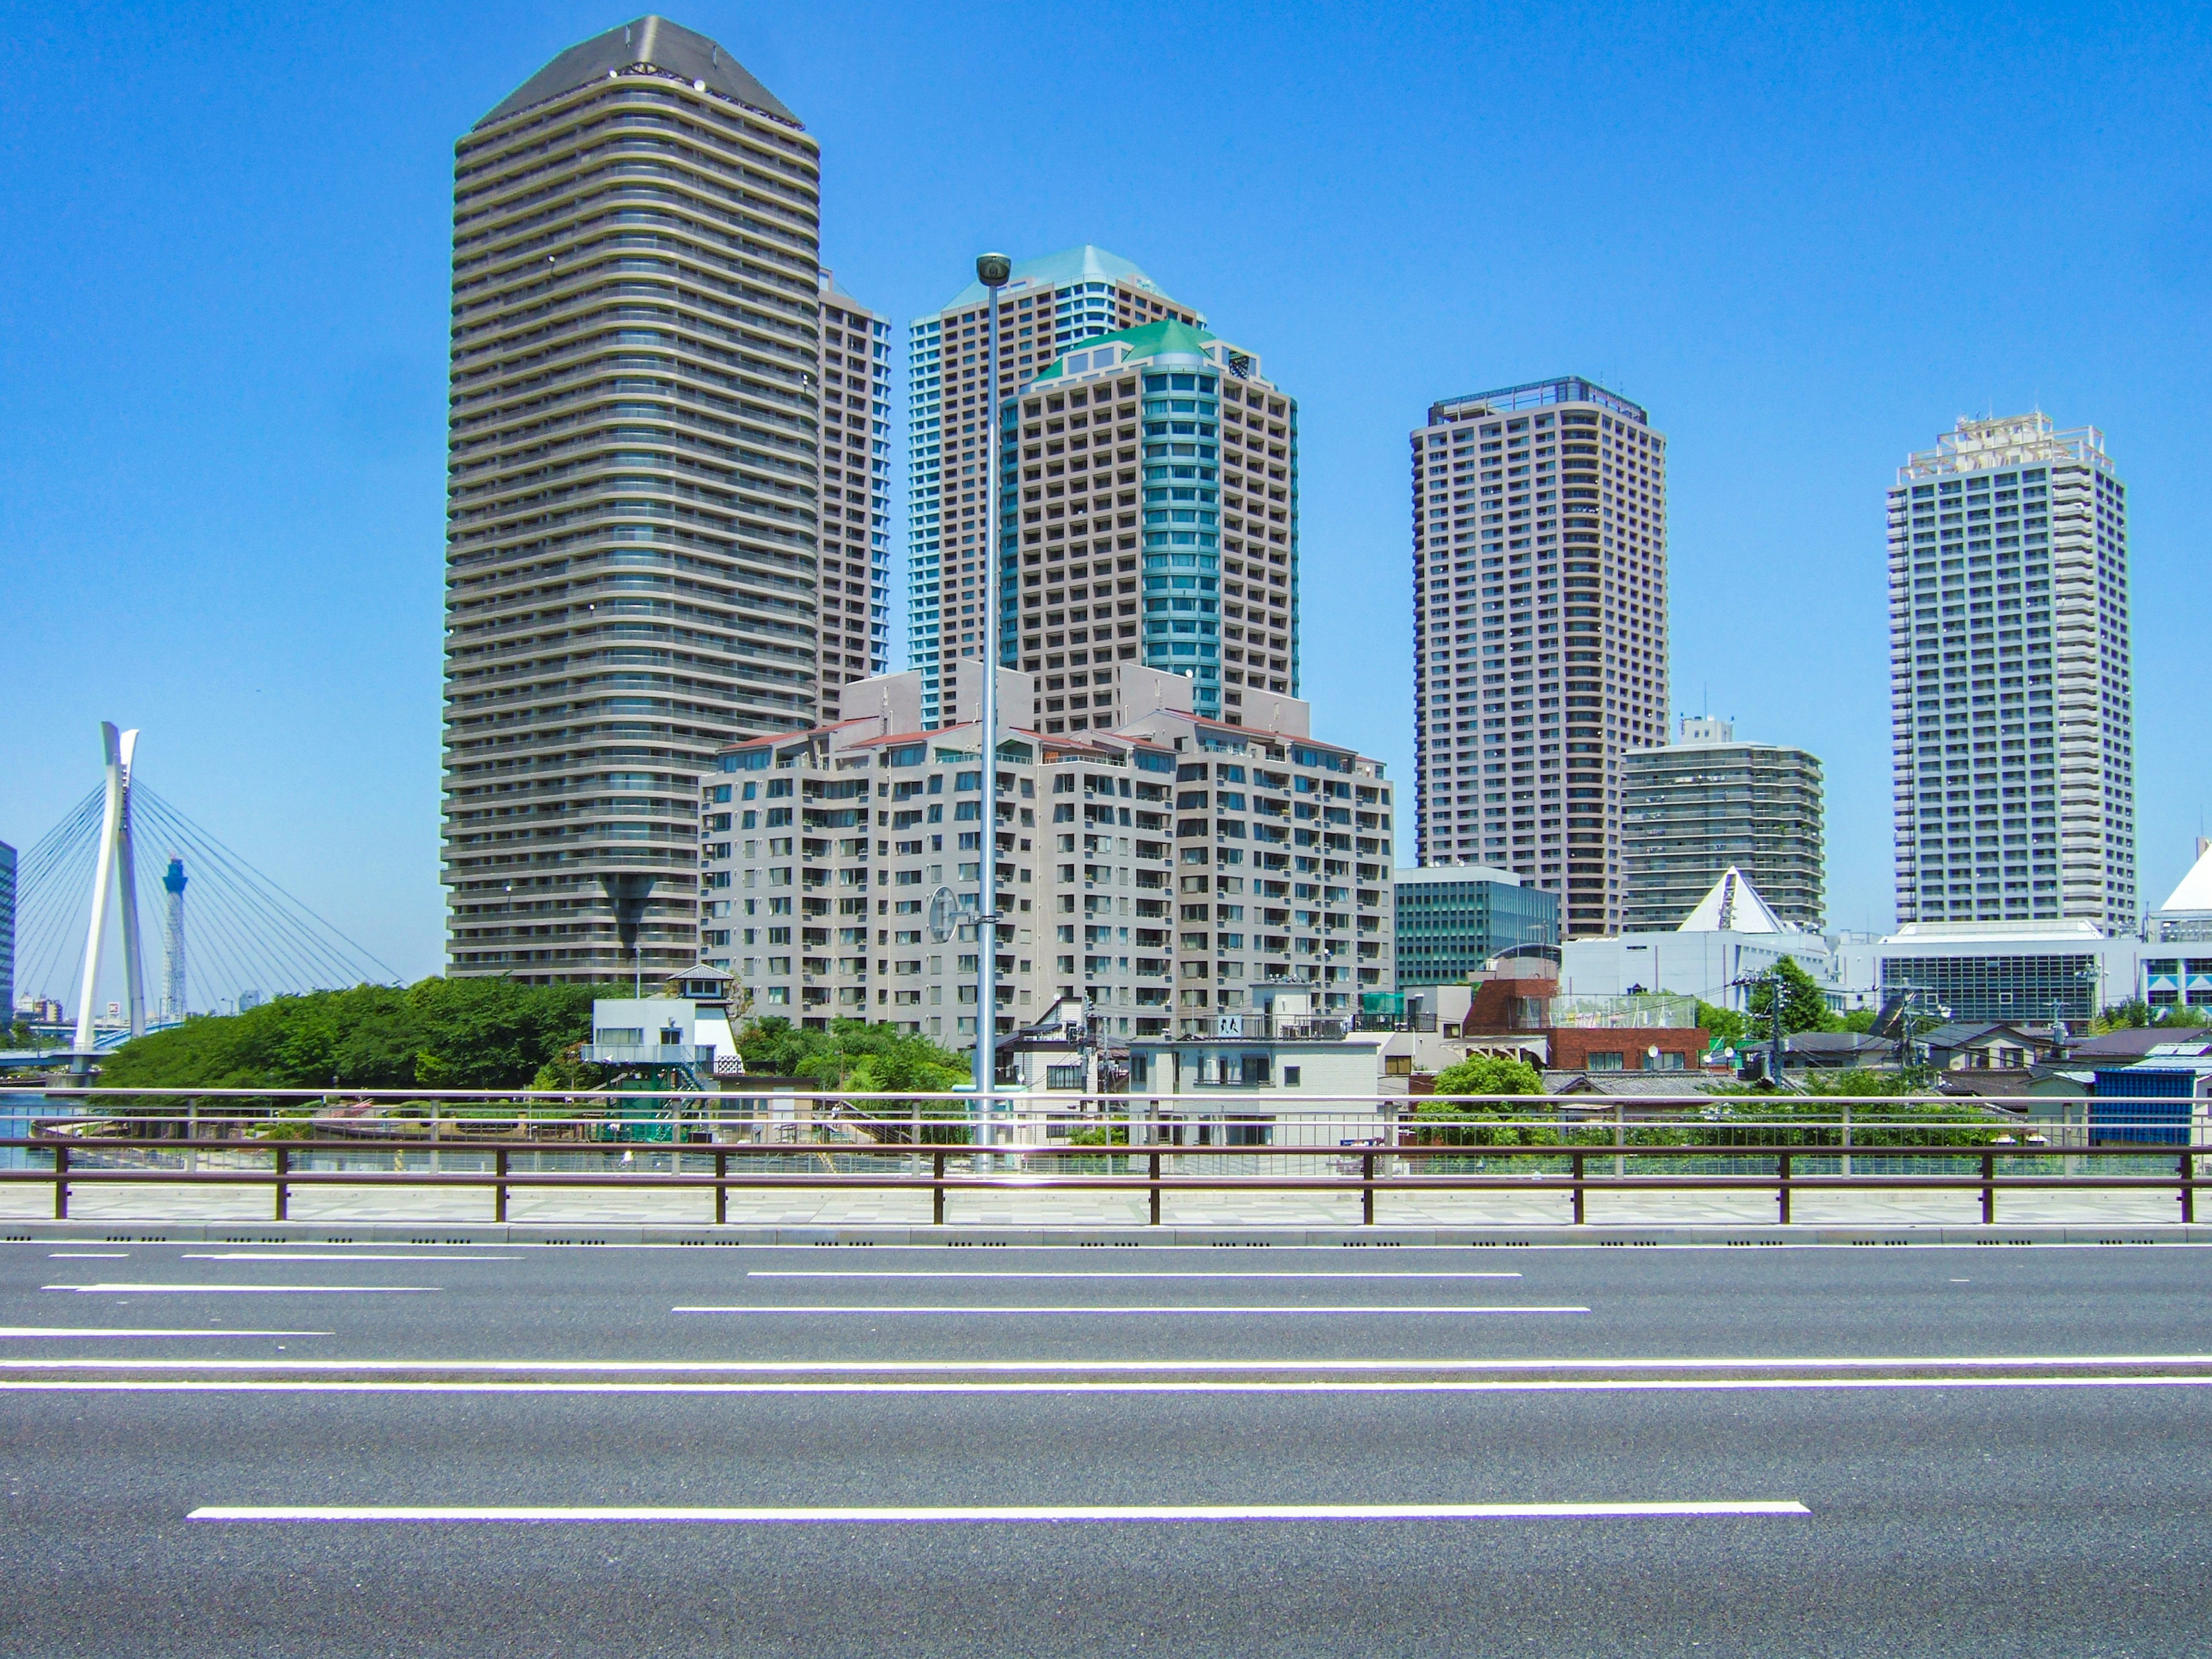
[1586,1051,1624,1071]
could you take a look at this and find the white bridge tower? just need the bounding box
[73,722,147,1053]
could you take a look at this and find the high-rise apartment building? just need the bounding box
[1623,717,1825,931]
[1411,378,1668,940]
[816,274,892,691]
[1888,414,2135,931]
[906,247,1204,729]
[442,17,851,982]
[1009,320,1297,732]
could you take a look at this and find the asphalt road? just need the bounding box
[1,1240,2208,1656]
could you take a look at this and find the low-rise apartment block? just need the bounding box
[697,666,1392,1052]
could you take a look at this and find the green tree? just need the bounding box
[96,979,619,1092]
[1743,957,1832,1036]
[2093,999,2151,1033]
[1432,1054,1543,1097]
[1836,1007,1879,1034]
[1696,1001,1751,1050]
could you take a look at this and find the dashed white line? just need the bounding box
[43,1284,438,1295]
[188,1500,1810,1524]
[672,1304,1586,1316]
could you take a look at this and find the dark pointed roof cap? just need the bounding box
[478,15,796,130]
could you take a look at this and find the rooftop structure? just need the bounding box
[1411,378,1668,940]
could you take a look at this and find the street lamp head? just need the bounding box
[975,252,1012,287]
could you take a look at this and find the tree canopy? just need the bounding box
[96,979,619,1091]
[1743,957,1832,1037]
[736,1017,968,1093]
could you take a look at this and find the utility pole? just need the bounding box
[971,252,1011,1146]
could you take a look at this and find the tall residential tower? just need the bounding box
[1411,379,1668,940]
[1888,414,2135,930]
[442,17,844,982]
[1010,320,1297,731]
[906,247,1205,728]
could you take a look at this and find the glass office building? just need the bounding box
[1392,864,1559,991]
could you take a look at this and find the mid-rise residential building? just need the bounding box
[1392,865,1558,991]
[441,17,861,982]
[1410,378,1668,941]
[906,248,1206,729]
[1889,414,2135,931]
[1623,717,1825,931]
[817,273,892,691]
[699,666,1390,1051]
[1010,320,1297,731]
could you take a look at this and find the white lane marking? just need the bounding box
[3,1354,2202,1375]
[672,1305,1586,1316]
[189,1500,1809,1524]
[48,1252,129,1259]
[743,1283,1521,1291]
[180,1255,517,1263]
[17,1376,2212,1395]
[745,1271,1524,1280]
[0,1329,332,1340]
[43,1284,438,1295]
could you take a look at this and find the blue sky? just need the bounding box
[3,0,2206,1002]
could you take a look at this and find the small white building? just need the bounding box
[584,966,742,1078]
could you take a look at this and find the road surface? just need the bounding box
[0,1239,2207,1655]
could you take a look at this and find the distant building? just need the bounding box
[1563,866,1844,1013]
[1410,377,1669,941]
[1624,718,1824,931]
[1888,414,2135,933]
[2143,840,2212,1011]
[906,247,1208,729]
[1392,865,1558,991]
[818,272,895,690]
[0,838,14,1022]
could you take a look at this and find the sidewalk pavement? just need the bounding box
[0,1179,2190,1230]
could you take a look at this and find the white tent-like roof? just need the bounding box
[1676,866,1793,935]
[2158,840,2212,915]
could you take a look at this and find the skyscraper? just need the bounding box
[906,248,1205,729]
[1888,414,2135,930]
[1410,378,1669,940]
[816,274,892,691]
[1623,718,1825,931]
[1009,320,1297,730]
[442,17,840,982]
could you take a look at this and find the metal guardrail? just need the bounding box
[2,1082,2205,1225]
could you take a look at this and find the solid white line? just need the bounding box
[0,1353,2203,1374]
[743,1283,1521,1291]
[744,1271,1524,1280]
[16,1377,2212,1396]
[0,1328,332,1340]
[188,1500,1810,1524]
[43,1284,437,1295]
[48,1252,129,1259]
[671,1305,1587,1316]
[180,1255,517,1263]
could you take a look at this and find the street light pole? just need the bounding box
[972,253,1011,1143]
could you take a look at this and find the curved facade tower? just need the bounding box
[441,17,831,981]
